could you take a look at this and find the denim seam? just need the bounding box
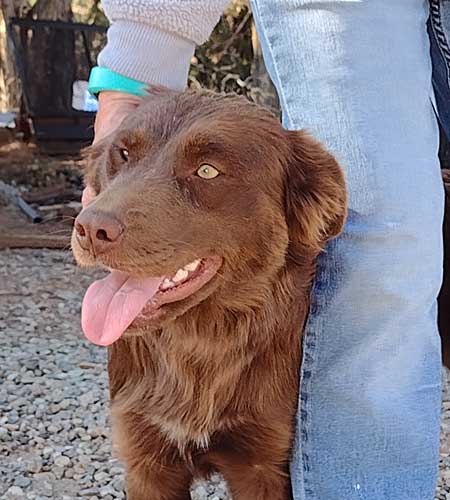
[298,306,321,500]
[429,0,450,85]
[298,246,336,500]
[250,0,295,129]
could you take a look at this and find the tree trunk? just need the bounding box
[0,0,27,112]
[0,0,74,114]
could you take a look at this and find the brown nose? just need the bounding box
[74,210,124,255]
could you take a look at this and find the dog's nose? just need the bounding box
[75,210,124,254]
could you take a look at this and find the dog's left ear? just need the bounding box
[284,130,347,254]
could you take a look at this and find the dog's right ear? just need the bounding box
[284,130,347,255]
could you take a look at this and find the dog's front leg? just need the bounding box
[213,461,292,500]
[111,410,193,500]
[207,421,294,500]
[126,464,192,500]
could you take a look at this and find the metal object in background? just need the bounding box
[0,180,43,223]
[7,18,107,154]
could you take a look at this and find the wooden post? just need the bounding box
[0,0,27,112]
[0,0,74,114]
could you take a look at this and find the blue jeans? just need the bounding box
[251,1,445,499]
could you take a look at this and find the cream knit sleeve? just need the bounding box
[98,0,230,90]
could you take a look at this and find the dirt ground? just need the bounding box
[0,140,83,250]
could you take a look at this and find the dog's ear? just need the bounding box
[284,130,347,254]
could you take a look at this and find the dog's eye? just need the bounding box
[119,148,129,162]
[196,164,219,180]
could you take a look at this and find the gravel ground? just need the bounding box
[1,248,449,500]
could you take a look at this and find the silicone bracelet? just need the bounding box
[88,66,148,97]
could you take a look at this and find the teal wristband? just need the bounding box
[88,66,148,97]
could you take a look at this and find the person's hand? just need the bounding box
[82,91,143,205]
[81,184,96,208]
[93,91,143,144]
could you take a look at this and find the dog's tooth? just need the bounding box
[172,268,189,283]
[184,259,201,272]
[161,279,174,290]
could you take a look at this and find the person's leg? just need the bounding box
[251,1,443,499]
[429,1,450,368]
[429,0,450,139]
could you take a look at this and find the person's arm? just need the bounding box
[99,0,230,90]
[92,0,230,144]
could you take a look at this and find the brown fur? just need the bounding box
[72,89,347,500]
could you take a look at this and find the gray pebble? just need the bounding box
[79,487,100,496]
[54,455,71,468]
[14,476,31,488]
[24,454,43,474]
[4,486,26,499]
[0,426,10,441]
[31,473,54,497]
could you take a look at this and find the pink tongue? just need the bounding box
[81,271,163,346]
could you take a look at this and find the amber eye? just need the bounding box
[119,148,129,162]
[196,164,220,180]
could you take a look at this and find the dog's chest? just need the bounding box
[119,350,228,451]
[110,329,251,453]
[151,413,213,451]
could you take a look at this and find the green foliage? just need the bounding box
[71,0,107,24]
[189,1,254,96]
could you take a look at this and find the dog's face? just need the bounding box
[72,90,346,345]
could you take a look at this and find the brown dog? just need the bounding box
[72,89,347,500]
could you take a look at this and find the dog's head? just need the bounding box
[72,89,346,345]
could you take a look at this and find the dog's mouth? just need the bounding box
[81,256,222,346]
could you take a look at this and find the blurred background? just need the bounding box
[0,2,449,499]
[0,0,278,249]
